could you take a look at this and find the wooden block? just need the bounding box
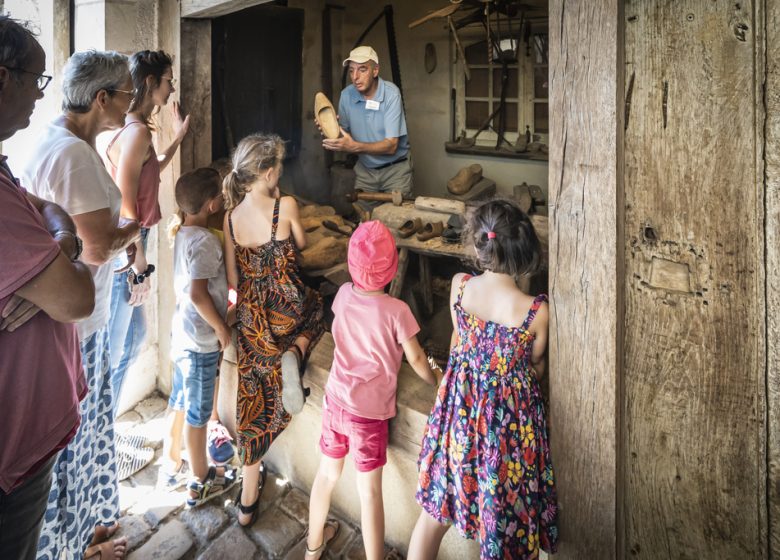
[513,183,534,213]
[448,177,496,202]
[414,196,466,216]
[372,202,456,231]
[299,204,336,218]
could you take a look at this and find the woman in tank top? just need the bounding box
[103,50,189,477]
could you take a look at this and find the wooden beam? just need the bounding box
[181,0,272,19]
[548,1,622,558]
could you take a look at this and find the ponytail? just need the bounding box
[222,170,244,211]
[222,133,286,210]
[167,208,186,245]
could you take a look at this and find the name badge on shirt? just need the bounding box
[365,99,380,111]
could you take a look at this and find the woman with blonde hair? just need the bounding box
[223,133,324,526]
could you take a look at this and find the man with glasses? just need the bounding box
[0,15,95,560]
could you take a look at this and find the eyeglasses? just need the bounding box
[109,88,137,98]
[6,67,53,91]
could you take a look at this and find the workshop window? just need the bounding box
[452,22,548,154]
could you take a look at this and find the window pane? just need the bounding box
[534,102,549,133]
[466,101,489,129]
[466,68,489,97]
[493,67,519,99]
[534,66,548,99]
[465,41,489,65]
[503,102,518,133]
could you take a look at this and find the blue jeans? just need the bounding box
[108,227,149,410]
[168,349,220,427]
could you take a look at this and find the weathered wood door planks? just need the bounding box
[624,1,766,557]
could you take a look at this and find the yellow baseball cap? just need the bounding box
[342,46,379,67]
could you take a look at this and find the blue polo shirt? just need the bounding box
[337,78,410,169]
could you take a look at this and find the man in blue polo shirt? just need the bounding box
[322,46,412,215]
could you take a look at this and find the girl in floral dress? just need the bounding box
[222,133,324,526]
[408,199,558,560]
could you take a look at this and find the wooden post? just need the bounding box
[548,1,623,558]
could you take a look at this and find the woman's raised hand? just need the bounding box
[171,101,191,141]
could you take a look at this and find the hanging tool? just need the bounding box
[448,16,470,80]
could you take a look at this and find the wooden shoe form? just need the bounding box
[315,92,340,139]
[416,221,444,241]
[447,163,483,195]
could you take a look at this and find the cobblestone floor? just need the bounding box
[115,394,405,560]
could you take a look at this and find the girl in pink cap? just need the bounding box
[408,199,558,560]
[306,220,440,560]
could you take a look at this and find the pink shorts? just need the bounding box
[319,396,389,472]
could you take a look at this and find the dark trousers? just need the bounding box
[0,455,57,560]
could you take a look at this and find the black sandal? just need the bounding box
[237,462,267,527]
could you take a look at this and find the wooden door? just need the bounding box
[624,1,766,557]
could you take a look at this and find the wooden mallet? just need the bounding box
[346,190,405,206]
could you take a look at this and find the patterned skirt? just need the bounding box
[37,327,120,560]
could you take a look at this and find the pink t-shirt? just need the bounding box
[0,161,85,492]
[326,283,420,420]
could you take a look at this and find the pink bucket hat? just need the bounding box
[348,221,398,291]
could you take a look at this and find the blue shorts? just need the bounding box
[168,349,220,427]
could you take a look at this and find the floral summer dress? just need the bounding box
[228,198,324,465]
[415,275,558,560]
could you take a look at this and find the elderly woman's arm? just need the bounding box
[74,208,140,266]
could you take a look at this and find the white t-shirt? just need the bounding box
[22,122,122,341]
[172,226,228,353]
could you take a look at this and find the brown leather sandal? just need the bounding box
[305,520,341,559]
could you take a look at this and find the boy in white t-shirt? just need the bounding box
[159,168,237,507]
[305,221,441,559]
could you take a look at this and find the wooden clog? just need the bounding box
[315,92,340,140]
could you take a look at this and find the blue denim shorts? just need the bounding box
[169,349,220,427]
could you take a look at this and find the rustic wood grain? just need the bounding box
[765,0,780,555]
[548,1,622,558]
[179,18,212,172]
[624,1,766,557]
[181,0,272,19]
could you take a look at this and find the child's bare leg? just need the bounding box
[209,379,221,423]
[238,460,262,525]
[307,456,345,552]
[407,512,450,560]
[185,424,208,481]
[163,409,185,469]
[293,335,310,356]
[356,467,385,560]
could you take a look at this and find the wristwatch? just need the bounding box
[54,230,83,261]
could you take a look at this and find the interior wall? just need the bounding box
[286,0,548,203]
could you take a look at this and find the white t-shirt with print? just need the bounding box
[172,225,228,353]
[22,122,123,341]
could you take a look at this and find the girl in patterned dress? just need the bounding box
[222,134,324,526]
[408,200,558,560]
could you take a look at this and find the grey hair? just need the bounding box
[61,50,129,113]
[0,15,38,70]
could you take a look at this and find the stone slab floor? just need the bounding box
[115,394,405,560]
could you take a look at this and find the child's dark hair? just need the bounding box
[168,167,221,242]
[223,133,285,210]
[128,49,173,122]
[466,198,542,279]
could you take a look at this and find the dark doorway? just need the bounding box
[211,4,303,161]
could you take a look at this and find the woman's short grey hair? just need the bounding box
[62,50,129,113]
